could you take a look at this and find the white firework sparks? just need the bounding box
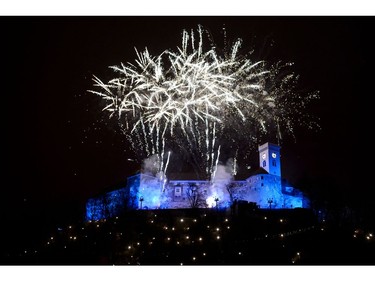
[89,25,319,179]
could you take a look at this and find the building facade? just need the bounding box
[86,143,309,220]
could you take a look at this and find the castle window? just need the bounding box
[262,160,266,167]
[272,160,276,167]
[175,186,182,197]
[261,183,264,187]
[261,176,263,180]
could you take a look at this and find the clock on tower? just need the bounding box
[258,142,281,177]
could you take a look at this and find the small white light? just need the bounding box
[180,219,184,222]
[217,236,220,240]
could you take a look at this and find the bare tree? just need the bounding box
[186,183,207,208]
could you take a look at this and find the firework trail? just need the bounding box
[89,25,318,179]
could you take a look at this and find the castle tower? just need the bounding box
[258,142,281,177]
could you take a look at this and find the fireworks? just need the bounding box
[89,25,318,179]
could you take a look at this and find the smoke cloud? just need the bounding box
[207,158,235,208]
[142,154,160,176]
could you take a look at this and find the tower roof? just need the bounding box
[258,142,280,152]
[247,167,269,177]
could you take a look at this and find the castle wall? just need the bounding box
[85,142,310,220]
[283,194,303,209]
[86,187,128,221]
[159,180,231,209]
[138,174,164,209]
[230,174,284,208]
[86,173,308,220]
[161,181,207,209]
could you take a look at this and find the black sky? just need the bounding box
[3,17,375,241]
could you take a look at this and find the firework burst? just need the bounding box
[89,25,318,179]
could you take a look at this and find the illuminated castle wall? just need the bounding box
[86,143,309,220]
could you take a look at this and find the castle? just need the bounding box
[86,142,309,221]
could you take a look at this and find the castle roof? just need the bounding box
[247,167,269,177]
[233,167,270,181]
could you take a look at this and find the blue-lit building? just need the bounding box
[86,142,309,220]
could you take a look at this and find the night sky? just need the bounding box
[3,16,375,246]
